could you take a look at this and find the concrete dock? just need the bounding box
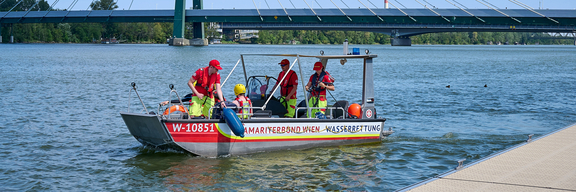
[400,123,576,192]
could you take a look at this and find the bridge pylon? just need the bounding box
[9,24,14,43]
[169,0,207,46]
[390,29,412,46]
[392,36,412,46]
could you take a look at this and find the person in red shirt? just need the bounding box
[187,60,226,118]
[272,59,298,118]
[304,61,335,118]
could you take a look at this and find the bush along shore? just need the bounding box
[1,23,573,45]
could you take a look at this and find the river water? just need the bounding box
[1,43,575,191]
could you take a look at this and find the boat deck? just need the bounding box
[401,123,576,191]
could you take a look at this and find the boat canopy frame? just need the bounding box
[239,53,378,119]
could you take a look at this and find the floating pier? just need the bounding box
[400,123,576,191]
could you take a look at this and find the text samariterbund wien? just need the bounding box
[244,125,381,134]
[245,125,381,134]
[168,123,381,134]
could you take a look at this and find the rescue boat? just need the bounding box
[120,52,393,157]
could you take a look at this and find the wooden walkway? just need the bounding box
[400,123,576,192]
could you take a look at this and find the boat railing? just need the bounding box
[200,105,346,119]
[206,105,260,119]
[295,106,347,119]
[156,84,187,118]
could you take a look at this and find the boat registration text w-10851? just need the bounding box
[167,123,216,133]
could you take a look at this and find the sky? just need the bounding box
[46,0,575,11]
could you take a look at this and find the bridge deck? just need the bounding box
[1,9,575,23]
[401,123,576,191]
[1,9,575,35]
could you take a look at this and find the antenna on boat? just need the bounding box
[341,40,348,65]
[343,39,349,55]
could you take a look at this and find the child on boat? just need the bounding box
[232,84,253,119]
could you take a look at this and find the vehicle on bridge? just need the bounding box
[120,51,393,157]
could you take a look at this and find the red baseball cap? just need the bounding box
[278,59,289,65]
[209,60,222,70]
[313,62,323,70]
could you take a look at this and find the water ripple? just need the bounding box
[0,44,575,191]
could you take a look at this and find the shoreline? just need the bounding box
[1,42,574,46]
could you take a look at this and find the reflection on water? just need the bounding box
[155,145,389,191]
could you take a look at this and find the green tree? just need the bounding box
[90,0,118,10]
[153,23,167,43]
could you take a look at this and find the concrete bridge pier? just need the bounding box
[169,0,207,46]
[190,0,207,46]
[10,24,14,43]
[391,36,412,46]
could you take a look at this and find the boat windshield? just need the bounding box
[246,76,280,101]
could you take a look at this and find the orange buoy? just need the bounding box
[163,105,188,115]
[348,103,362,119]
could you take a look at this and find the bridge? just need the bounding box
[1,1,575,45]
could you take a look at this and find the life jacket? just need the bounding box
[280,70,296,97]
[312,71,326,93]
[194,67,217,97]
[235,97,252,119]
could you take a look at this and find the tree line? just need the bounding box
[3,22,571,45]
[256,30,574,45]
[1,0,573,45]
[1,0,174,43]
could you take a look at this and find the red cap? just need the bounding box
[209,60,222,70]
[279,59,289,65]
[313,62,323,70]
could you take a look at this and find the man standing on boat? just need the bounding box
[305,61,335,118]
[272,59,298,118]
[188,60,226,118]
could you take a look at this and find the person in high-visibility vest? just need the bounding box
[232,84,252,119]
[304,62,335,118]
[272,59,298,118]
[187,60,226,118]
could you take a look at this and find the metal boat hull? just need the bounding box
[121,112,392,157]
[120,112,174,147]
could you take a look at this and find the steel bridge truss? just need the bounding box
[1,8,575,37]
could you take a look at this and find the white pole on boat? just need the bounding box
[385,0,389,9]
[343,39,349,55]
[221,59,242,88]
[240,55,248,84]
[296,54,311,118]
[263,57,300,111]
